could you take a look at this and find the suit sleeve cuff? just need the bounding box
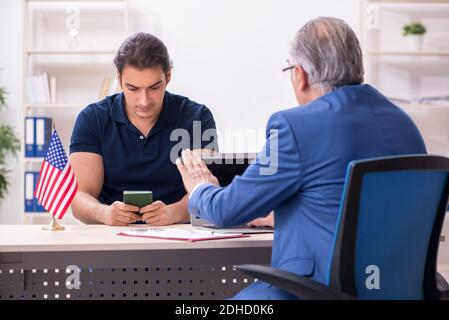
[189,183,207,199]
[188,183,215,217]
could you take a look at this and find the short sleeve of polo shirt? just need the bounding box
[70,106,102,156]
[198,106,218,151]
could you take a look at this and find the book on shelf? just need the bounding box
[26,73,57,105]
[99,74,121,100]
[50,77,57,104]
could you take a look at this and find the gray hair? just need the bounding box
[290,17,364,92]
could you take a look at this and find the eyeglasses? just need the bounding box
[282,59,296,73]
[282,65,295,73]
[282,59,296,82]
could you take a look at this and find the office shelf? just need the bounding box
[23,212,51,217]
[21,0,129,224]
[25,104,85,109]
[399,103,449,110]
[24,157,44,163]
[362,0,449,158]
[367,51,449,56]
[26,49,117,55]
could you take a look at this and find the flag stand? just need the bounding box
[42,216,65,231]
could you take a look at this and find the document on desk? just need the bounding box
[117,227,249,242]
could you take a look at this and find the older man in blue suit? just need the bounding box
[176,17,427,299]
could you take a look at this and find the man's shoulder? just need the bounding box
[166,91,210,116]
[272,84,382,122]
[273,98,331,119]
[80,94,116,118]
[73,94,120,136]
[266,99,338,139]
[268,104,316,125]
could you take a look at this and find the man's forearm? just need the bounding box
[167,194,190,223]
[71,192,108,224]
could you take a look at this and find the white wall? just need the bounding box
[130,0,361,152]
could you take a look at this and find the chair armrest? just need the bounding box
[437,272,449,300]
[235,264,353,300]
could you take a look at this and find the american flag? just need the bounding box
[34,130,78,220]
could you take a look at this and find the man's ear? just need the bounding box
[117,71,122,88]
[165,69,172,85]
[295,65,308,91]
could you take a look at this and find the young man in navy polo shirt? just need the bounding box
[69,32,217,226]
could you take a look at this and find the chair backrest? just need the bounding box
[328,155,449,299]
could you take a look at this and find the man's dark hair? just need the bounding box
[114,32,172,75]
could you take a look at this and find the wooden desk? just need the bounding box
[0,224,273,300]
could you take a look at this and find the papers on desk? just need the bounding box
[117,227,249,242]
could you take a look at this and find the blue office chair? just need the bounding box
[236,155,449,299]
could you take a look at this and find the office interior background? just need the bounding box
[0,0,448,279]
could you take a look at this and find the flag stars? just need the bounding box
[44,132,68,170]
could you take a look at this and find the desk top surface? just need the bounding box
[0,224,273,252]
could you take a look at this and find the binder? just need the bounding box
[24,172,34,212]
[33,172,46,212]
[25,117,35,157]
[35,117,52,157]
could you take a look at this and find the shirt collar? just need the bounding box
[110,93,127,124]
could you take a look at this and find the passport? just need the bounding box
[123,191,153,215]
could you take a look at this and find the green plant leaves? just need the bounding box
[0,87,20,201]
[0,124,20,164]
[0,87,7,107]
[403,23,426,36]
[0,166,9,201]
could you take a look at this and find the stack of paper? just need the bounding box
[118,227,249,242]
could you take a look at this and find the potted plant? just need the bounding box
[0,87,20,202]
[403,22,426,51]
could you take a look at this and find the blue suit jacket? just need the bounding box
[188,84,427,299]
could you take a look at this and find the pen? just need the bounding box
[131,228,166,232]
[189,229,215,235]
[131,228,148,232]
